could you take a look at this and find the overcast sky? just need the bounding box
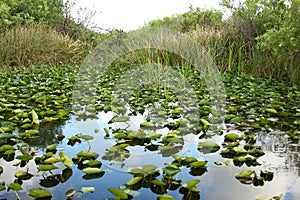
[71,0,226,31]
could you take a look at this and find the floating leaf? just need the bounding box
[82,167,104,174]
[200,118,211,126]
[157,195,175,200]
[183,179,200,189]
[31,110,40,125]
[59,152,72,169]
[164,165,181,176]
[110,116,130,123]
[236,170,254,179]
[191,161,207,168]
[233,147,248,154]
[151,179,166,186]
[140,121,155,128]
[81,187,95,193]
[224,133,241,142]
[142,165,158,174]
[126,177,143,186]
[65,189,76,198]
[198,141,220,153]
[108,188,128,199]
[8,183,22,191]
[38,164,58,171]
[28,188,52,198]
[78,134,94,141]
[265,108,278,114]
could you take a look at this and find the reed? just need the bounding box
[0,24,86,68]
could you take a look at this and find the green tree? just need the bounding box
[0,0,64,29]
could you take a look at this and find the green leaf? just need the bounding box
[31,110,40,125]
[140,121,155,128]
[191,161,208,168]
[182,179,200,189]
[8,183,22,191]
[81,187,95,193]
[38,164,58,171]
[198,141,220,153]
[0,166,3,175]
[235,170,254,179]
[200,118,211,126]
[59,152,72,169]
[82,167,104,174]
[78,134,94,141]
[164,165,181,176]
[126,177,143,186]
[265,108,278,114]
[151,179,166,186]
[233,147,248,154]
[28,188,52,198]
[224,133,241,142]
[142,164,158,174]
[110,116,130,123]
[108,188,128,199]
[157,195,175,200]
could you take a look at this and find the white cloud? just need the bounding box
[70,0,224,31]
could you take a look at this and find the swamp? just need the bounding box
[0,0,299,199]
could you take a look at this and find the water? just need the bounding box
[0,115,299,200]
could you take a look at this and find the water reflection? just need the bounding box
[1,116,300,199]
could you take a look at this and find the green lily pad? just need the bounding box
[31,110,40,125]
[233,147,248,154]
[108,188,128,199]
[224,133,241,142]
[126,177,143,186]
[81,187,95,193]
[191,160,208,168]
[82,167,104,174]
[59,152,72,169]
[235,170,254,179]
[142,164,158,174]
[8,183,22,191]
[38,164,58,171]
[140,121,155,128]
[163,165,181,176]
[151,179,166,186]
[110,116,130,123]
[157,195,175,200]
[265,108,278,114]
[198,141,220,153]
[28,188,52,198]
[78,134,94,141]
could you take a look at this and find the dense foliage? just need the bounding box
[147,0,300,84]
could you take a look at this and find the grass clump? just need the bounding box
[0,23,86,67]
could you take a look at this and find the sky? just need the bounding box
[70,0,226,32]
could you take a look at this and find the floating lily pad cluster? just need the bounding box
[235,169,274,186]
[0,63,298,199]
[107,161,205,200]
[223,73,300,135]
[220,133,264,167]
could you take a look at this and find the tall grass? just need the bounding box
[0,24,86,67]
[188,27,299,84]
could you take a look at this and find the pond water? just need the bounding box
[0,112,299,200]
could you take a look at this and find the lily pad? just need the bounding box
[28,188,52,198]
[110,116,130,123]
[126,177,143,186]
[82,167,104,174]
[198,141,220,153]
[108,188,128,199]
